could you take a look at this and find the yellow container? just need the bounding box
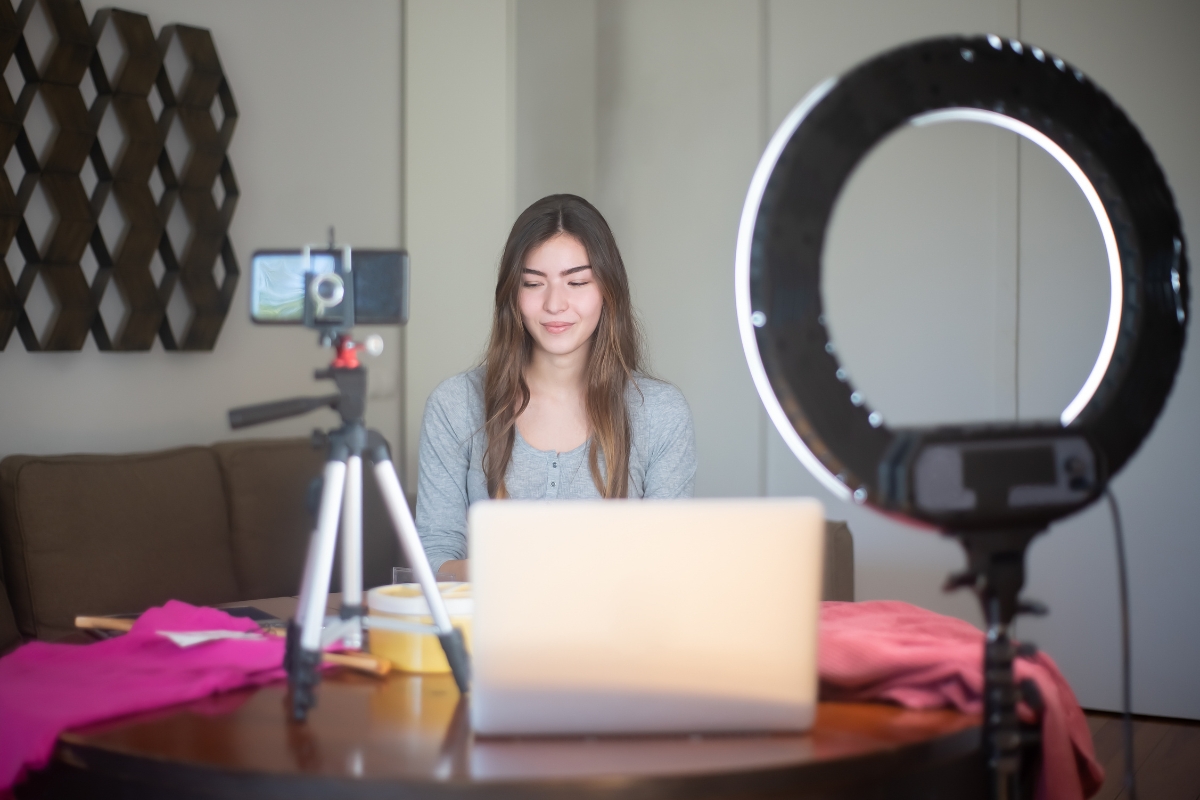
[368,582,473,674]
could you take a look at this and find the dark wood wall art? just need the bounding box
[0,0,238,351]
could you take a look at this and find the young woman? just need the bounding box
[415,194,695,578]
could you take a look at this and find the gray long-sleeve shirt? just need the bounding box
[415,367,696,570]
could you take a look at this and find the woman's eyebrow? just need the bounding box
[521,265,592,277]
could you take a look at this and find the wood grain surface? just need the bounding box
[41,670,984,799]
[1087,711,1200,800]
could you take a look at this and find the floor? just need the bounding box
[1086,710,1200,800]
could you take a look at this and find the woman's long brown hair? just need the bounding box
[483,194,642,498]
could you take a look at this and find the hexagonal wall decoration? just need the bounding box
[0,0,237,351]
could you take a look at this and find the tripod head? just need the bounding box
[228,333,380,430]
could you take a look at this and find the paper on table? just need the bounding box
[157,630,267,648]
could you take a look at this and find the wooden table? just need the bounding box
[18,598,987,799]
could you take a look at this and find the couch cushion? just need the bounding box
[213,438,401,600]
[0,448,241,640]
[212,439,325,600]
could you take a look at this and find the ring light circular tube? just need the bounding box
[736,36,1189,527]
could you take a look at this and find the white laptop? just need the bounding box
[467,498,824,736]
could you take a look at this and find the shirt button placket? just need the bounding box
[550,455,558,497]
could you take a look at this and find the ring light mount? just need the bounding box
[737,35,1188,798]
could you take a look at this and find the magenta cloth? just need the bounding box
[819,600,1105,800]
[0,601,288,791]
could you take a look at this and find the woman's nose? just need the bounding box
[544,282,568,314]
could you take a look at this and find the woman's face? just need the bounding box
[518,233,603,359]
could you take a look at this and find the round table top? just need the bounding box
[49,669,984,799]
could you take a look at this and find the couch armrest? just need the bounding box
[0,550,19,655]
[823,520,855,602]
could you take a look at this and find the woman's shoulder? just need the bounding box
[426,367,486,418]
[627,374,691,420]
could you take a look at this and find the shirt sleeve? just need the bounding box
[414,379,474,570]
[642,384,697,499]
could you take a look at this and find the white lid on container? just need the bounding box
[368,582,473,617]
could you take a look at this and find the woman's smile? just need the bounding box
[542,321,574,334]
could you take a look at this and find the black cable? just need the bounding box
[1106,489,1137,800]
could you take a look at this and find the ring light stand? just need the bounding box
[736,36,1188,799]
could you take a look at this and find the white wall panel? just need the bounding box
[515,0,597,210]
[593,0,766,498]
[823,122,1018,428]
[1017,0,1200,719]
[405,0,514,485]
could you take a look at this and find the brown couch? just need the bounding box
[0,438,400,649]
[0,438,855,656]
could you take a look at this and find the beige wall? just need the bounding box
[0,0,404,460]
[403,0,514,486]
[515,0,597,209]
[595,1,766,498]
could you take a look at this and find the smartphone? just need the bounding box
[249,249,409,325]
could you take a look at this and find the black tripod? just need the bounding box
[947,529,1047,800]
[229,334,470,720]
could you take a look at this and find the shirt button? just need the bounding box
[551,481,556,487]
[552,462,557,468]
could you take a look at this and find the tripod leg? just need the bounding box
[340,455,365,650]
[287,518,321,687]
[366,435,471,694]
[290,457,348,720]
[952,529,1042,800]
[983,600,1022,800]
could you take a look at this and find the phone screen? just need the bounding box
[250,252,338,322]
[249,249,408,325]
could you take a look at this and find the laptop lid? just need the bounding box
[468,498,824,736]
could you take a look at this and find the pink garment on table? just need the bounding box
[819,600,1105,800]
[0,601,288,792]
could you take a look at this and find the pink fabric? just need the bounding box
[0,601,287,791]
[819,600,1105,800]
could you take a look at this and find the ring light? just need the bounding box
[736,35,1188,796]
[737,35,1188,531]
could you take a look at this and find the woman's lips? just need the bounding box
[542,321,574,334]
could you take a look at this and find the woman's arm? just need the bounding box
[414,378,476,571]
[437,559,470,581]
[641,383,697,498]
